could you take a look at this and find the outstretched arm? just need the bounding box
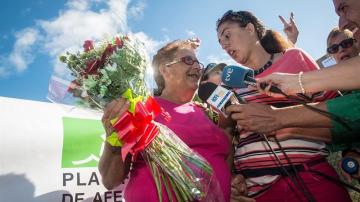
[257,56,360,95]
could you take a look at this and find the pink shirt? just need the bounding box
[233,48,338,197]
[124,97,231,202]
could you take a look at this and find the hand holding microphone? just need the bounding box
[198,82,284,133]
[221,65,284,96]
[256,72,304,96]
[198,82,241,116]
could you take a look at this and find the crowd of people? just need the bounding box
[98,0,360,201]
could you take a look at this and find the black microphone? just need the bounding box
[221,65,283,94]
[198,82,244,115]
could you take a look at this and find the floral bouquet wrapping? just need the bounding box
[48,35,222,202]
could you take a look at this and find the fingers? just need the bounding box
[231,174,253,202]
[278,15,288,26]
[225,104,244,115]
[231,174,245,185]
[256,82,266,95]
[256,75,276,86]
[111,100,129,119]
[264,82,272,96]
[290,12,295,24]
[102,98,130,135]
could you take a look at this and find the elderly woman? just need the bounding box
[99,39,231,202]
[216,10,352,202]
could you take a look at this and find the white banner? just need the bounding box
[0,96,126,202]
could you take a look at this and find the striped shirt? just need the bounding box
[233,48,338,197]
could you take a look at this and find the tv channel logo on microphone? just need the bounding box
[207,86,233,110]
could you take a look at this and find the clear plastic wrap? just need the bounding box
[47,34,224,201]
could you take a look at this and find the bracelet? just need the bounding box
[298,71,306,94]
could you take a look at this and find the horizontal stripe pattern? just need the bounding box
[233,48,338,196]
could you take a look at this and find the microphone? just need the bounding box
[198,82,243,114]
[221,65,282,94]
[342,157,359,175]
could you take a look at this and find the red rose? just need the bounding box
[115,37,123,48]
[83,40,94,52]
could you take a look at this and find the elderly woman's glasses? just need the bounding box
[166,56,204,69]
[327,38,357,54]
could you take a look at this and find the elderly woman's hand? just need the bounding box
[256,72,301,97]
[101,98,130,136]
[226,103,283,133]
[230,174,255,202]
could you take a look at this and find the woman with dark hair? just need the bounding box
[217,10,351,202]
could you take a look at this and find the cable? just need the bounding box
[271,88,352,131]
[273,136,317,202]
[286,94,352,130]
[261,134,316,202]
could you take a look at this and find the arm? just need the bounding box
[274,127,332,142]
[226,93,360,144]
[99,143,132,190]
[225,102,332,134]
[98,99,132,190]
[257,56,360,95]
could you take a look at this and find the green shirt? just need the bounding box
[326,90,360,151]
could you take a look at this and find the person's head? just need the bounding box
[327,27,359,63]
[333,0,360,41]
[216,10,293,66]
[152,39,204,96]
[200,63,226,85]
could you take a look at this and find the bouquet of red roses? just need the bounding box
[48,35,222,202]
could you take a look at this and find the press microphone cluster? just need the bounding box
[198,82,243,115]
[221,65,283,94]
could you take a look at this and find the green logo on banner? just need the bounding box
[62,117,105,168]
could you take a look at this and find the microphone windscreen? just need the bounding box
[198,82,218,102]
[221,65,255,88]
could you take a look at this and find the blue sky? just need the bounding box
[0,0,339,102]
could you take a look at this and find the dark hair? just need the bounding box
[216,10,293,53]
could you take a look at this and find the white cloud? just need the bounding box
[9,28,39,73]
[133,31,169,56]
[0,0,166,78]
[185,30,196,38]
[66,0,91,10]
[128,0,146,20]
[38,0,129,58]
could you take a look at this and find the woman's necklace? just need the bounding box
[254,54,274,76]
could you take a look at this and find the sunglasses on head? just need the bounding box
[216,10,249,28]
[327,38,357,54]
[166,56,204,69]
